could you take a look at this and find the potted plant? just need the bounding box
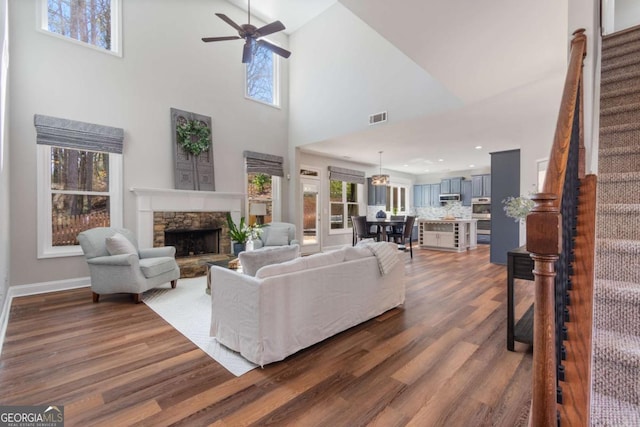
[226,213,250,255]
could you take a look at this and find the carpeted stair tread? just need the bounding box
[600,102,640,127]
[599,123,640,149]
[596,204,640,240]
[603,24,640,49]
[598,171,640,182]
[598,145,640,173]
[595,239,640,282]
[598,203,640,214]
[594,279,640,333]
[600,83,640,110]
[596,238,640,254]
[600,122,640,135]
[601,102,640,117]
[597,172,640,204]
[592,329,640,404]
[603,37,640,62]
[601,68,640,87]
[602,52,640,74]
[591,391,640,425]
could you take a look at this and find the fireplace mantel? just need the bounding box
[130,187,244,248]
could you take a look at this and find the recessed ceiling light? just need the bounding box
[438,158,444,162]
[475,146,482,150]
[424,169,430,172]
[469,164,475,168]
[403,164,409,167]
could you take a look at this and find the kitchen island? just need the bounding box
[418,218,478,252]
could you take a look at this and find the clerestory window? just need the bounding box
[39,0,122,55]
[245,42,279,107]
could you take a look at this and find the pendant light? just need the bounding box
[371,151,390,186]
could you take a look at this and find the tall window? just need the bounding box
[247,173,273,224]
[329,180,360,231]
[244,151,283,224]
[386,185,408,213]
[35,115,123,258]
[39,0,122,55]
[246,43,279,106]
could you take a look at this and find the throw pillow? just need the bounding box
[105,232,137,256]
[255,256,307,279]
[264,226,290,246]
[239,244,300,277]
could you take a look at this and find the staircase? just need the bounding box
[591,24,640,425]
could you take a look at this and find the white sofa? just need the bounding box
[209,242,405,366]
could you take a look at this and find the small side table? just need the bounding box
[204,257,240,295]
[507,245,535,351]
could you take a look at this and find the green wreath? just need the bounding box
[176,119,211,156]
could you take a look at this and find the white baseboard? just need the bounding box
[0,277,90,356]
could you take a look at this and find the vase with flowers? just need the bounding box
[502,195,535,223]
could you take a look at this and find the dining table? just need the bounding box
[364,218,406,242]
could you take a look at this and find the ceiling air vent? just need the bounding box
[369,111,387,125]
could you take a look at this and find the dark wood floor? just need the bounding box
[0,245,534,426]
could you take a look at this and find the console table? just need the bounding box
[507,245,535,351]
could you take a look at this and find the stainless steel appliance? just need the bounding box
[439,194,461,205]
[472,197,491,236]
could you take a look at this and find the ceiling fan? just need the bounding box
[202,0,292,64]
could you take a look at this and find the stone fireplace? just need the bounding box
[131,188,245,278]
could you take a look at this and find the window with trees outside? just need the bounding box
[246,42,279,106]
[38,145,122,258]
[39,0,121,55]
[329,180,360,231]
[386,185,408,214]
[247,172,274,225]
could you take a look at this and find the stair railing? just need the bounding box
[526,29,587,426]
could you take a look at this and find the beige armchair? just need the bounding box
[78,227,179,303]
[252,222,299,249]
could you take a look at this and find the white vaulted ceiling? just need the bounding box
[227,0,569,175]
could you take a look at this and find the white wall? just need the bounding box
[0,0,9,308]
[8,0,289,286]
[288,2,461,147]
[615,0,640,32]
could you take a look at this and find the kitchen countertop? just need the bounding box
[418,218,477,222]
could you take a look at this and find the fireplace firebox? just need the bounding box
[164,228,221,257]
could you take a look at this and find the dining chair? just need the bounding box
[386,215,406,240]
[351,216,379,245]
[390,215,416,258]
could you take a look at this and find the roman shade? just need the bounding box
[328,166,365,185]
[243,151,284,177]
[34,114,124,154]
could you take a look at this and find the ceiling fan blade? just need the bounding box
[257,40,291,59]
[202,36,241,42]
[256,20,285,38]
[215,13,243,32]
[242,39,254,63]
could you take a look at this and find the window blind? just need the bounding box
[328,166,365,185]
[34,114,124,154]
[243,150,284,177]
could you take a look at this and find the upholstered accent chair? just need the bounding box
[78,227,180,303]
[252,222,299,249]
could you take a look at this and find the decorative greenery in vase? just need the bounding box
[176,119,211,156]
[502,195,535,223]
[225,213,265,244]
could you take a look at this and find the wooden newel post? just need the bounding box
[526,193,562,426]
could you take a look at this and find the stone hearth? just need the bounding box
[131,187,245,278]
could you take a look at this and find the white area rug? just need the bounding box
[142,277,258,376]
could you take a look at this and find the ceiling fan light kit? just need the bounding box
[371,151,390,186]
[202,0,292,64]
